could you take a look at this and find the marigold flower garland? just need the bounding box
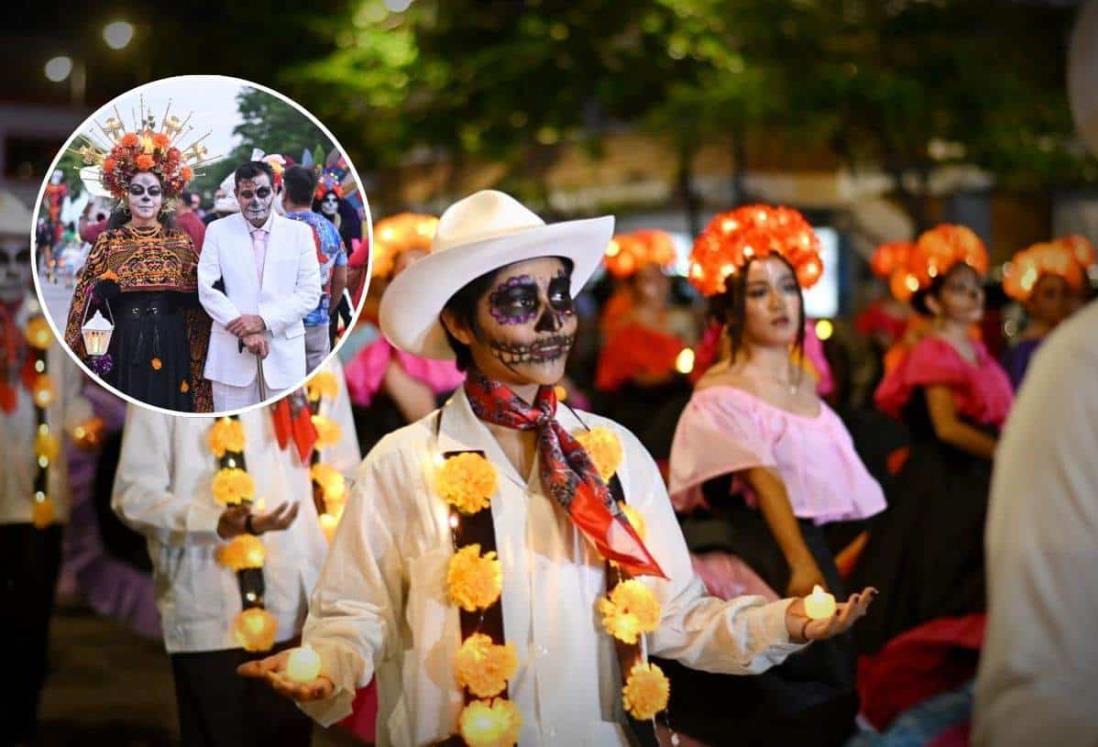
[26,317,56,528]
[209,416,276,652]
[433,424,668,744]
[307,374,348,541]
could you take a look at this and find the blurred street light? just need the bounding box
[44,56,73,82]
[103,21,135,50]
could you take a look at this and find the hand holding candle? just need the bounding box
[804,584,837,620]
[285,644,322,683]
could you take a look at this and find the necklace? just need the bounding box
[128,223,161,238]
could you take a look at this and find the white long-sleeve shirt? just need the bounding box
[111,364,360,653]
[1,295,92,525]
[299,387,805,746]
[974,301,1098,747]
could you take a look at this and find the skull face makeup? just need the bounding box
[446,257,578,387]
[236,173,275,228]
[319,191,339,217]
[0,239,32,304]
[126,172,164,224]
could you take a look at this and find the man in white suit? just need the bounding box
[198,161,321,411]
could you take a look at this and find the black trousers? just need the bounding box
[0,523,63,744]
[169,640,313,747]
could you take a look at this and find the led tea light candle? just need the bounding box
[286,644,322,683]
[804,585,837,620]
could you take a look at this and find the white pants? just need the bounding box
[212,379,288,412]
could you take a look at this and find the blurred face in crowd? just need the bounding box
[740,256,803,349]
[445,257,577,387]
[927,263,984,326]
[126,172,164,224]
[1025,274,1071,328]
[236,172,275,228]
[0,238,32,303]
[632,263,670,306]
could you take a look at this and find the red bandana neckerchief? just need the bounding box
[463,369,665,578]
[271,392,317,463]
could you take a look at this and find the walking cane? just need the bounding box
[256,354,268,402]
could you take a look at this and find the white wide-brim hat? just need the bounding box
[380,189,613,359]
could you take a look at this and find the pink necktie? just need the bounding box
[250,228,268,282]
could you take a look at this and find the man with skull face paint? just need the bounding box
[198,161,321,411]
[241,191,874,746]
[1,190,93,743]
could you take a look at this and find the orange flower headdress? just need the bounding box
[908,224,989,291]
[605,229,677,279]
[371,212,439,279]
[1002,235,1096,302]
[869,241,921,301]
[688,205,824,297]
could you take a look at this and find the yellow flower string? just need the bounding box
[458,698,523,747]
[211,467,256,506]
[455,634,519,698]
[233,607,278,652]
[574,426,623,482]
[436,452,498,515]
[207,417,245,458]
[216,534,267,571]
[32,494,55,529]
[447,544,503,612]
[24,317,53,350]
[305,370,340,402]
[311,414,342,448]
[622,662,670,720]
[619,503,647,540]
[597,579,662,645]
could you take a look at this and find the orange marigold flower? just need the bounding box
[135,154,156,171]
[622,662,670,720]
[181,166,193,182]
[120,133,139,147]
[152,132,171,150]
[233,608,277,652]
[103,158,117,174]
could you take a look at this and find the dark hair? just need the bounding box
[910,262,978,316]
[283,165,318,206]
[180,190,194,206]
[440,257,575,372]
[234,161,275,188]
[707,254,806,366]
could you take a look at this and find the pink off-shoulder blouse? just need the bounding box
[344,336,466,408]
[669,386,886,524]
[874,336,1013,428]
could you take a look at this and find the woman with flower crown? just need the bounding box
[664,205,886,746]
[852,225,1014,654]
[239,191,876,747]
[1000,235,1096,389]
[64,114,212,412]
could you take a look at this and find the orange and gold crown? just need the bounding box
[870,241,920,301]
[72,98,215,201]
[1002,235,1095,302]
[371,212,439,278]
[688,205,823,297]
[605,229,677,279]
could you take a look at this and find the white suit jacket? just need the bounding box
[111,361,361,653]
[198,212,321,390]
[299,388,804,746]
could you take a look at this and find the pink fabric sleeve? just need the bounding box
[690,551,780,602]
[343,338,395,408]
[668,390,777,513]
[875,337,966,418]
[393,351,466,395]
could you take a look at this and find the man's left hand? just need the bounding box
[227,314,266,338]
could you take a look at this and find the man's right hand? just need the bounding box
[217,501,300,540]
[237,649,336,702]
[242,333,269,359]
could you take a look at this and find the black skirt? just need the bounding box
[654,482,858,747]
[851,392,993,655]
[103,291,195,412]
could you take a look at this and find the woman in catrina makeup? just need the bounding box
[65,148,212,412]
[664,206,885,747]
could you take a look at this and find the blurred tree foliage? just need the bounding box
[280,0,1090,221]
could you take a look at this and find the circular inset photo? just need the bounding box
[31,75,372,416]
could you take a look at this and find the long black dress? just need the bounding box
[852,336,1013,654]
[65,225,212,412]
